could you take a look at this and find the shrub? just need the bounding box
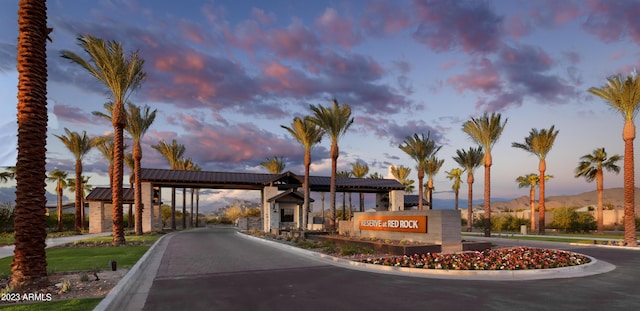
[0,202,14,232]
[549,207,596,233]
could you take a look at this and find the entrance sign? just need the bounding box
[359,215,427,233]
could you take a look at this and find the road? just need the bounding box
[140,226,640,311]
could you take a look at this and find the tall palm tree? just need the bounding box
[260,156,286,174]
[152,139,185,230]
[55,128,98,231]
[62,35,145,245]
[512,125,559,235]
[281,117,324,229]
[390,165,416,195]
[399,133,440,210]
[589,73,640,246]
[12,0,50,289]
[368,172,383,179]
[424,156,444,209]
[446,168,464,210]
[453,146,484,232]
[126,103,157,234]
[463,112,507,237]
[575,148,621,234]
[308,100,353,231]
[516,173,552,232]
[67,175,92,229]
[46,169,68,232]
[351,162,369,212]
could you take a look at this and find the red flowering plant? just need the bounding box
[359,247,590,270]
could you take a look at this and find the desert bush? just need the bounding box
[0,202,14,232]
[549,207,596,233]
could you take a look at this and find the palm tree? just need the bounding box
[12,0,50,289]
[351,162,369,212]
[446,168,464,210]
[368,172,383,179]
[575,148,621,234]
[308,100,353,231]
[152,139,185,230]
[281,117,324,229]
[390,165,413,193]
[126,103,156,234]
[46,169,68,231]
[424,156,444,209]
[399,133,440,210]
[188,163,201,227]
[516,173,552,232]
[463,112,507,237]
[453,147,484,232]
[62,35,145,245]
[67,175,92,229]
[589,73,640,246]
[260,156,286,174]
[512,125,559,235]
[55,128,98,231]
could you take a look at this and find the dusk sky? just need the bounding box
[1,0,640,211]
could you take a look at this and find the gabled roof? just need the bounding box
[138,168,404,192]
[267,189,315,203]
[86,187,135,202]
[404,194,429,207]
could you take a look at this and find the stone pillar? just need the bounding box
[89,201,104,233]
[375,193,389,211]
[141,182,154,232]
[263,186,278,232]
[389,190,405,211]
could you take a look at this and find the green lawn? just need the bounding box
[0,298,102,310]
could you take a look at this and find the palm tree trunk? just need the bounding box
[483,154,492,237]
[128,204,133,229]
[12,0,49,289]
[75,160,82,231]
[57,187,63,231]
[427,178,433,210]
[329,143,338,231]
[538,160,546,235]
[417,169,424,211]
[134,144,143,234]
[454,189,459,210]
[342,191,346,220]
[359,192,364,212]
[302,150,311,229]
[529,185,535,232]
[467,174,473,232]
[111,102,126,246]
[596,169,604,234]
[622,120,637,246]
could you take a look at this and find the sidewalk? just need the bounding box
[0,232,112,259]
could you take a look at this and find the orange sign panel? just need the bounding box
[358,215,428,233]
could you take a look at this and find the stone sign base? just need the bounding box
[352,210,462,253]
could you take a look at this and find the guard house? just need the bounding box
[86,187,137,233]
[86,168,405,233]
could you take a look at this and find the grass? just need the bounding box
[72,235,159,245]
[0,246,150,278]
[0,297,102,310]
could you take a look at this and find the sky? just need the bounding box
[1,0,640,211]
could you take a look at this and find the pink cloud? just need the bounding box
[583,0,640,45]
[529,0,582,26]
[360,1,412,35]
[53,104,95,124]
[251,8,275,26]
[315,8,361,48]
[447,59,502,95]
[505,14,532,40]
[413,0,503,54]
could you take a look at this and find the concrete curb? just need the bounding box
[237,232,616,281]
[93,233,173,311]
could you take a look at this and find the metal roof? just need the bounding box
[138,168,404,192]
[85,187,135,202]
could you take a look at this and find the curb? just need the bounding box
[237,232,616,281]
[93,233,173,311]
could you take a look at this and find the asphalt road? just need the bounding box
[141,227,640,311]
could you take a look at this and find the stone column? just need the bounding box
[141,181,154,232]
[389,190,405,211]
[263,186,278,232]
